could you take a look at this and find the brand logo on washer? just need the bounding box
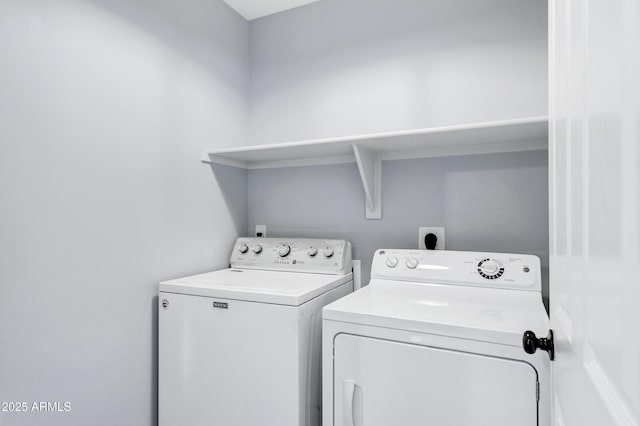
[213,302,228,309]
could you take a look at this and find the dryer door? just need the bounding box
[334,334,539,426]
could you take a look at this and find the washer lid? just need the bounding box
[323,279,549,347]
[160,269,352,306]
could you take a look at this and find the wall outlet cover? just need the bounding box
[255,225,266,237]
[418,227,445,250]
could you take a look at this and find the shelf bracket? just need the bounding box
[201,152,213,164]
[352,144,381,219]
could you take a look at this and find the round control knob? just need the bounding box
[386,257,398,268]
[477,258,504,280]
[405,258,419,269]
[251,245,262,254]
[277,244,291,257]
[307,246,318,257]
[323,247,334,258]
[481,261,499,274]
[238,244,249,254]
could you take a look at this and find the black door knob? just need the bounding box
[522,330,555,360]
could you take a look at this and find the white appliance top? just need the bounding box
[229,237,352,275]
[160,269,351,306]
[323,249,548,347]
[159,238,353,306]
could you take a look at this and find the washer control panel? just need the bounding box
[371,249,541,292]
[230,238,352,275]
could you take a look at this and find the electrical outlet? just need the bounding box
[255,225,266,237]
[418,227,445,250]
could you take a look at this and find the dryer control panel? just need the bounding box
[371,249,541,292]
[230,238,352,275]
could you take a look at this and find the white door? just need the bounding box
[549,0,640,424]
[333,334,538,426]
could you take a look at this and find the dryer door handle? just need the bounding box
[343,379,356,426]
[522,330,555,360]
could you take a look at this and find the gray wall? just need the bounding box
[249,0,548,144]
[0,1,248,425]
[247,0,549,300]
[248,151,549,302]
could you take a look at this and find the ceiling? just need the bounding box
[223,0,322,20]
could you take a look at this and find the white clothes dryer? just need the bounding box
[322,249,551,426]
[159,237,353,426]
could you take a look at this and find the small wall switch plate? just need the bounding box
[418,227,445,250]
[255,225,266,237]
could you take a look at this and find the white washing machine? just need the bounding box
[322,249,552,426]
[159,237,353,426]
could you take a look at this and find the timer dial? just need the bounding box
[477,258,505,280]
[277,244,291,257]
[405,258,419,269]
[323,247,334,258]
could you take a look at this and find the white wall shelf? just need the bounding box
[202,116,548,219]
